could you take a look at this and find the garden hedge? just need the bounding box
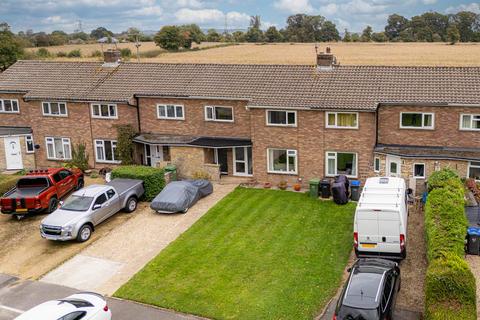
[424,169,476,320]
[111,165,165,201]
[0,175,19,195]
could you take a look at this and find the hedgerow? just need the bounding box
[111,165,165,201]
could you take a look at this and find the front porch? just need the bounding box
[133,134,253,181]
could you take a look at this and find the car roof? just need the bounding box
[342,264,387,309]
[72,184,111,197]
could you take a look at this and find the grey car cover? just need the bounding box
[150,180,213,213]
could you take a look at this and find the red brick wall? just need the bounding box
[378,105,480,148]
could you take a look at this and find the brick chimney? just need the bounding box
[316,47,337,70]
[103,49,121,67]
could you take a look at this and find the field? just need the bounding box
[115,188,356,320]
[30,42,480,66]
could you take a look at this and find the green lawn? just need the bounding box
[115,188,355,319]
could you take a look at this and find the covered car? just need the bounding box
[150,180,213,213]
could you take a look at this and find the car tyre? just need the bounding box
[77,224,93,242]
[125,197,137,213]
[47,197,58,214]
[75,179,84,190]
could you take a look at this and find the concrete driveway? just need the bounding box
[0,274,203,320]
[40,182,238,295]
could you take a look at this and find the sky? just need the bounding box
[1,0,479,34]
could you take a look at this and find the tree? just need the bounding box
[372,32,388,42]
[50,30,68,45]
[250,15,261,29]
[180,24,205,48]
[319,20,340,41]
[385,14,409,41]
[206,29,221,42]
[265,26,283,42]
[351,33,361,42]
[447,24,460,45]
[232,31,245,42]
[115,125,137,165]
[126,27,142,42]
[245,27,264,42]
[361,25,373,42]
[343,29,352,42]
[32,32,50,47]
[285,14,339,42]
[70,32,89,41]
[0,23,24,71]
[90,27,113,39]
[154,26,184,51]
[450,11,479,42]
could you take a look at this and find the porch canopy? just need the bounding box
[133,133,251,148]
[0,126,32,136]
[375,144,480,161]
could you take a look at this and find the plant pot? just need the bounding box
[264,182,272,189]
[278,182,288,190]
[293,183,301,191]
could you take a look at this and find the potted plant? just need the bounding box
[263,182,272,189]
[278,180,288,190]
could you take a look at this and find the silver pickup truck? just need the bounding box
[40,179,144,242]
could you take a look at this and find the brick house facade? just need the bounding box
[0,53,479,190]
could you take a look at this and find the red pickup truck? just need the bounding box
[0,168,84,219]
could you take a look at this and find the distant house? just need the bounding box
[0,49,479,191]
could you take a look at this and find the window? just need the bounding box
[25,135,34,153]
[106,189,116,199]
[469,162,480,180]
[326,152,357,177]
[326,112,358,128]
[42,102,67,116]
[266,110,296,126]
[460,114,480,131]
[157,104,184,120]
[374,157,380,172]
[95,140,118,163]
[58,311,87,320]
[59,170,72,180]
[94,193,107,206]
[91,103,117,119]
[205,106,234,122]
[45,137,71,160]
[400,112,434,129]
[413,163,425,179]
[0,99,19,113]
[268,149,297,174]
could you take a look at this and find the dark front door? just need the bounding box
[217,149,228,174]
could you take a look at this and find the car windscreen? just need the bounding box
[343,267,384,309]
[61,196,94,212]
[17,177,50,189]
[338,305,379,320]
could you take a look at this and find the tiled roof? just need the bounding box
[1,60,480,110]
[375,144,480,161]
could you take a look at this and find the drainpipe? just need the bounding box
[134,95,141,133]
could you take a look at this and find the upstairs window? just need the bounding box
[460,114,480,131]
[400,112,434,129]
[42,102,67,117]
[205,106,234,122]
[266,110,296,126]
[157,104,184,120]
[0,99,19,113]
[326,112,358,129]
[46,137,71,160]
[91,103,117,119]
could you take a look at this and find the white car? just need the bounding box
[15,292,111,320]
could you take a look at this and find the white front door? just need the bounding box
[386,155,401,177]
[233,147,253,176]
[4,137,23,170]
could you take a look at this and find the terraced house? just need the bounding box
[0,50,479,191]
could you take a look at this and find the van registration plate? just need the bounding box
[361,243,377,248]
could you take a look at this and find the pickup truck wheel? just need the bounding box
[125,197,137,213]
[75,179,84,190]
[47,198,58,214]
[77,224,93,242]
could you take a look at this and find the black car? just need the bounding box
[333,258,401,320]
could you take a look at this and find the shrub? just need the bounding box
[90,50,102,58]
[428,168,460,191]
[66,142,90,172]
[0,175,19,195]
[67,49,82,58]
[36,48,51,58]
[120,48,132,58]
[111,166,165,201]
[139,49,162,58]
[115,125,137,165]
[56,51,67,57]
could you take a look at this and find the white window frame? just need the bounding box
[267,148,298,175]
[157,104,185,120]
[233,147,253,177]
[413,163,426,179]
[459,114,480,131]
[266,110,297,127]
[204,106,234,122]
[400,112,435,130]
[91,103,118,119]
[25,135,34,153]
[374,156,380,173]
[45,137,71,160]
[42,101,68,117]
[325,151,358,178]
[0,99,20,114]
[94,139,120,164]
[469,161,480,181]
[325,112,359,129]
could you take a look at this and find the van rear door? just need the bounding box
[356,209,401,254]
[356,209,379,250]
[378,210,401,254]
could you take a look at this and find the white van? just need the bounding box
[354,177,409,260]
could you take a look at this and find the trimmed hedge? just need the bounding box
[0,175,19,195]
[111,166,165,201]
[424,169,476,320]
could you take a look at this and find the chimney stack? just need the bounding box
[103,49,121,67]
[316,47,337,70]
